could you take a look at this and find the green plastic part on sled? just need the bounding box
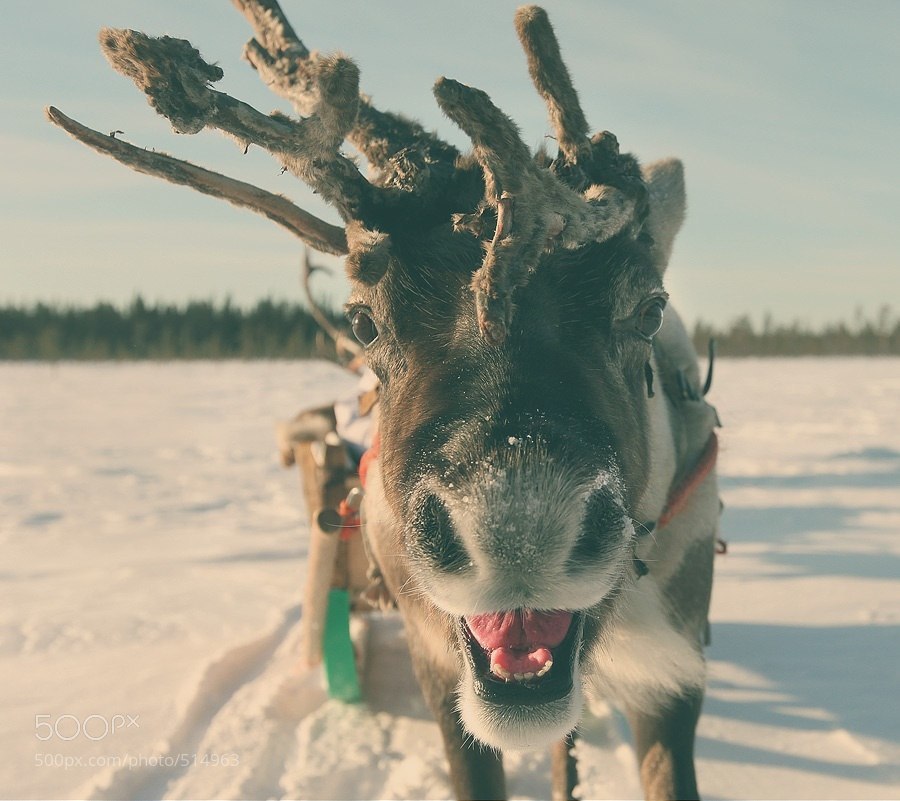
[322,588,361,702]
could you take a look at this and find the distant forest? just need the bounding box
[0,298,342,361]
[693,306,899,357]
[0,299,898,359]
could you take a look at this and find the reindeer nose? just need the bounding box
[568,482,628,567]
[414,493,471,573]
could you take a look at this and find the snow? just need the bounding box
[1,358,898,800]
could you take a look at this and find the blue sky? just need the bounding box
[1,1,897,327]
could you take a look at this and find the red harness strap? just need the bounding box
[656,431,719,530]
[358,431,380,489]
[336,432,381,540]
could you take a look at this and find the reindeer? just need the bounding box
[48,3,721,799]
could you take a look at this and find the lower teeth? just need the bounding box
[491,659,553,682]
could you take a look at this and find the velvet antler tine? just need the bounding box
[470,192,527,345]
[232,0,318,117]
[233,0,458,182]
[312,55,361,144]
[433,77,531,195]
[99,28,374,222]
[232,0,308,61]
[45,106,348,256]
[514,6,590,162]
[301,249,362,356]
[434,78,544,343]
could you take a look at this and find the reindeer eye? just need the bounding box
[635,298,666,341]
[350,309,379,346]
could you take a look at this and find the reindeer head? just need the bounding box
[48,2,688,752]
[336,8,687,749]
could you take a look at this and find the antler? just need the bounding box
[98,28,376,224]
[232,0,461,194]
[301,249,362,358]
[48,2,648,346]
[45,106,347,255]
[46,0,456,260]
[433,6,643,344]
[515,6,590,164]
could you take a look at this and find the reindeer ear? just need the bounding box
[642,158,686,275]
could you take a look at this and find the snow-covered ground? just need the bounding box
[1,358,898,800]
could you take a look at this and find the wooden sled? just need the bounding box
[278,405,389,702]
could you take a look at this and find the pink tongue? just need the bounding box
[465,609,573,679]
[465,609,573,651]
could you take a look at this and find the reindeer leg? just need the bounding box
[436,696,506,801]
[407,649,506,801]
[626,691,703,801]
[551,731,579,801]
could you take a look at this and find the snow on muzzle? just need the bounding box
[459,609,584,704]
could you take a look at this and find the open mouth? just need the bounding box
[459,609,584,704]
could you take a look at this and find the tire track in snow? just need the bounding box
[205,630,332,800]
[280,615,453,800]
[81,604,301,800]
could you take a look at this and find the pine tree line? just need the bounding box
[692,306,899,357]
[1,299,897,360]
[0,298,343,360]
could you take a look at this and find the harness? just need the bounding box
[334,431,393,609]
[656,430,719,531]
